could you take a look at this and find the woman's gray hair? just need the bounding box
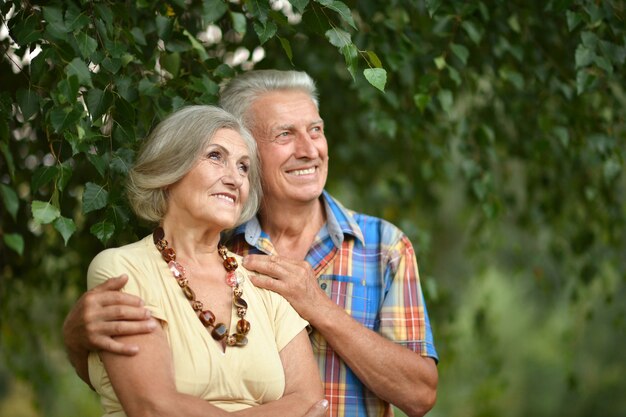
[126,105,262,226]
[219,69,318,131]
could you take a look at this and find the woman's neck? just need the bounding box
[160,216,222,265]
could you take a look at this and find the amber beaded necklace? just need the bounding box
[152,227,250,347]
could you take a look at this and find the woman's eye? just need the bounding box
[238,162,250,175]
[207,151,222,161]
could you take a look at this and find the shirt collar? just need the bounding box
[232,190,365,249]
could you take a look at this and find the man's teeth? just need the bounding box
[291,167,315,176]
[215,194,234,203]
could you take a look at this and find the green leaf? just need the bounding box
[448,66,462,86]
[53,216,77,245]
[425,0,442,17]
[437,89,453,114]
[603,157,621,183]
[254,21,277,45]
[202,0,229,23]
[12,13,41,45]
[160,52,181,77]
[138,78,159,97]
[17,89,39,120]
[3,233,24,256]
[65,5,90,30]
[566,10,582,32]
[325,28,351,48]
[86,88,113,121]
[315,0,356,29]
[277,36,293,63]
[156,15,173,40]
[434,55,446,70]
[31,165,58,192]
[101,57,122,74]
[56,161,73,192]
[57,76,80,104]
[363,68,386,92]
[65,58,93,87]
[245,0,270,23]
[575,45,594,68]
[230,12,247,34]
[183,29,209,61]
[82,182,109,214]
[0,184,19,220]
[49,105,82,133]
[42,6,68,39]
[90,220,115,243]
[288,0,309,14]
[366,51,382,68]
[130,27,147,46]
[450,43,470,66]
[462,21,483,45]
[0,142,15,179]
[110,148,135,174]
[74,32,98,58]
[341,43,358,80]
[87,153,108,178]
[31,200,61,224]
[414,93,431,113]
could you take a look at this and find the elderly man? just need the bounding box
[64,70,438,417]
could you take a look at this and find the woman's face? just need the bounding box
[165,128,251,231]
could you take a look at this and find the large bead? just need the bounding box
[182,285,195,300]
[226,271,237,287]
[162,247,176,262]
[237,319,250,335]
[168,261,185,278]
[211,323,228,340]
[199,310,215,327]
[223,256,238,271]
[234,296,248,309]
[235,334,248,346]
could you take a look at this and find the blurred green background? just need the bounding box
[1,1,624,416]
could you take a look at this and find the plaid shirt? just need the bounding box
[228,191,438,417]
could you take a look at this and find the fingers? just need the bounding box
[248,272,281,292]
[86,318,158,354]
[243,254,305,279]
[303,399,329,417]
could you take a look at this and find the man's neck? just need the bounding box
[259,196,326,261]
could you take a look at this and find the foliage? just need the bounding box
[1,0,625,416]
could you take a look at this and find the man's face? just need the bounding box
[248,90,329,207]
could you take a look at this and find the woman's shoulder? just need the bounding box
[90,235,157,269]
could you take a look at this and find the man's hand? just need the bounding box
[242,255,327,321]
[63,275,156,386]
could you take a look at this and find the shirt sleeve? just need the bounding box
[379,234,439,362]
[87,247,166,322]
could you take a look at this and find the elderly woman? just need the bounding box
[87,105,323,416]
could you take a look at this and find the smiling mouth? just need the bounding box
[213,194,235,203]
[288,167,316,176]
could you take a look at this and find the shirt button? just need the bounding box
[320,283,327,290]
